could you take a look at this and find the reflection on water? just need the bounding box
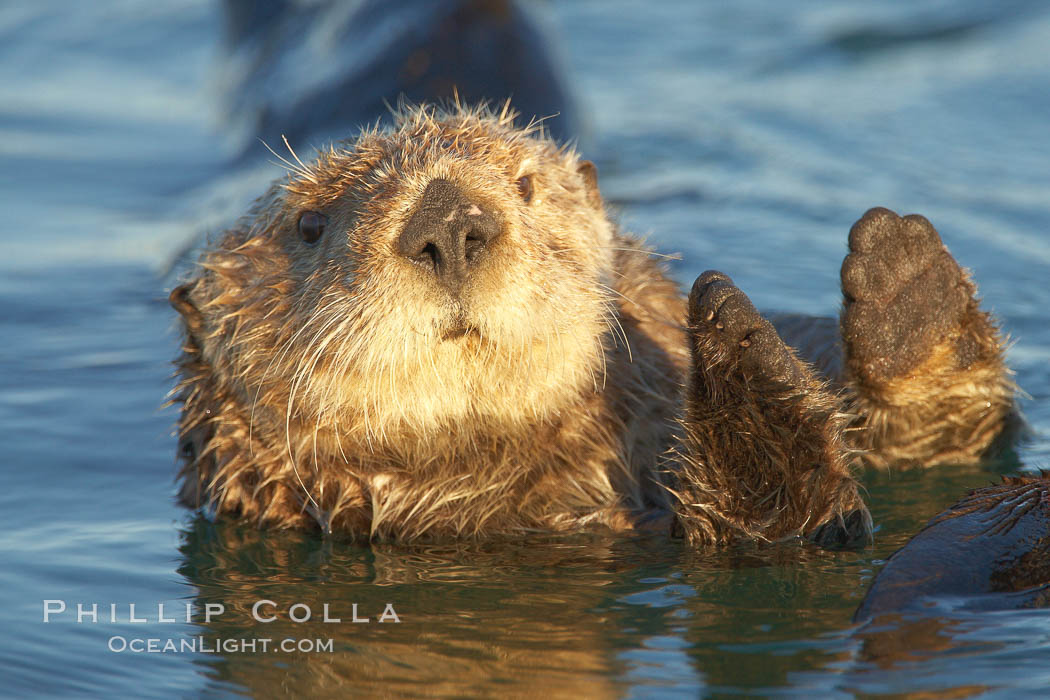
[179,518,885,697]
[181,513,1050,696]
[181,520,667,697]
[835,608,1050,695]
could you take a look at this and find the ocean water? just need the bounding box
[3,1,1050,697]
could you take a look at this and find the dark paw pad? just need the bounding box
[841,208,972,384]
[689,271,800,387]
[809,509,872,549]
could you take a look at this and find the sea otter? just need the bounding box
[219,0,578,157]
[169,103,1015,545]
[855,474,1050,619]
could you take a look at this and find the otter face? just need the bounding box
[185,106,617,446]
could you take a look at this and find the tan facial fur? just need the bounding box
[171,104,685,537]
[200,107,617,439]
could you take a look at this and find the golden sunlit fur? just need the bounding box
[170,103,1011,544]
[173,104,686,539]
[844,291,1017,470]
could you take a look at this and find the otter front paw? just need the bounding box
[675,271,868,547]
[688,270,801,392]
[841,207,973,387]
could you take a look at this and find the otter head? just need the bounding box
[174,104,617,451]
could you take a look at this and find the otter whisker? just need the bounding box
[259,138,315,183]
[601,294,632,364]
[282,135,314,180]
[549,245,682,261]
[281,301,357,516]
[595,283,634,363]
[250,300,338,450]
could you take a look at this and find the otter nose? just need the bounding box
[398,178,501,288]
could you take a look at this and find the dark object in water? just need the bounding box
[221,0,579,156]
[855,475,1050,621]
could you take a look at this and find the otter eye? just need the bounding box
[298,211,328,244]
[516,175,533,203]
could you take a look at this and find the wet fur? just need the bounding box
[771,306,1016,470]
[673,322,869,547]
[171,104,1012,544]
[174,104,685,539]
[844,308,1016,469]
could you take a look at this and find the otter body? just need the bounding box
[171,104,1014,545]
[856,476,1050,619]
[221,0,577,157]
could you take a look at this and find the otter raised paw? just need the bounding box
[688,270,802,393]
[840,208,1016,468]
[671,271,870,547]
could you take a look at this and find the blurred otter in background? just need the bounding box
[219,0,579,157]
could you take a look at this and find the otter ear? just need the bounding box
[169,284,204,334]
[577,160,602,210]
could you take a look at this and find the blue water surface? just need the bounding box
[3,1,1050,697]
